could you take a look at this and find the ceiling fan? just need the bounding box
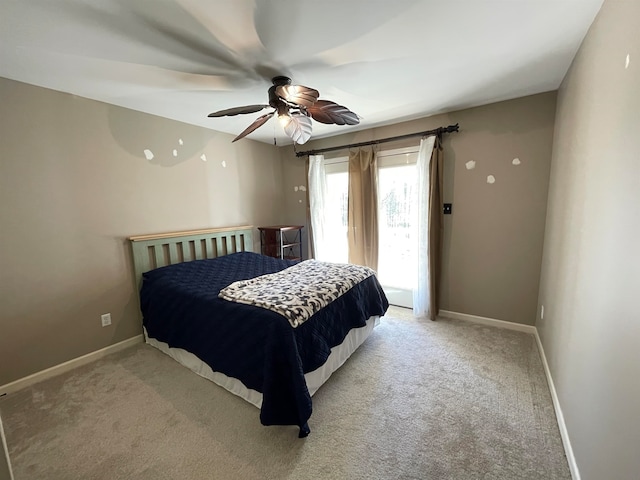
[207,76,360,144]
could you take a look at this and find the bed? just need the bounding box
[129,226,389,437]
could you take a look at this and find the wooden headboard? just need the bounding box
[129,225,254,286]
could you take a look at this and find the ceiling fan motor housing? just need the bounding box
[269,76,292,109]
[272,76,292,86]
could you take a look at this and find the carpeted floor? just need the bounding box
[0,307,570,479]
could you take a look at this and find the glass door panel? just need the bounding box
[377,151,418,308]
[324,163,349,264]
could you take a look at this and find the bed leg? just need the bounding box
[298,422,310,438]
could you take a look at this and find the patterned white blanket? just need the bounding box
[218,260,376,328]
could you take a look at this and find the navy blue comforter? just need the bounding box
[140,252,388,434]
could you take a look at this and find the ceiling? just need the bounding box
[0,0,603,145]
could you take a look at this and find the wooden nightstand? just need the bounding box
[258,225,303,261]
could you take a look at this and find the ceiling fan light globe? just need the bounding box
[284,113,313,144]
[278,113,292,128]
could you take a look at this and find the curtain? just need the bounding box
[427,135,445,320]
[348,148,378,270]
[413,135,437,318]
[304,157,314,259]
[307,154,329,261]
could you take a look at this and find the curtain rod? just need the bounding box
[294,123,459,157]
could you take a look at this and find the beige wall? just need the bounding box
[0,78,286,386]
[282,92,557,325]
[537,1,640,478]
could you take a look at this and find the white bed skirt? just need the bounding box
[144,315,380,409]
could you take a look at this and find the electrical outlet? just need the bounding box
[541,305,544,320]
[101,313,112,327]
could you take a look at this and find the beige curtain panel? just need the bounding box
[428,136,444,320]
[348,148,379,271]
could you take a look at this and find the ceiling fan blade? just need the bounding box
[232,112,275,142]
[283,113,313,145]
[306,100,360,125]
[208,104,270,117]
[253,1,399,62]
[47,1,253,80]
[275,85,320,108]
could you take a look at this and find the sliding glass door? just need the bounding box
[377,148,419,308]
[319,148,420,308]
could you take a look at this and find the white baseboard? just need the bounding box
[439,309,580,480]
[0,335,144,397]
[439,309,537,334]
[533,330,581,480]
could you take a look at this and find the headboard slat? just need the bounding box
[227,235,233,255]
[216,237,225,257]
[193,239,203,260]
[153,246,164,269]
[181,241,190,262]
[168,243,178,264]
